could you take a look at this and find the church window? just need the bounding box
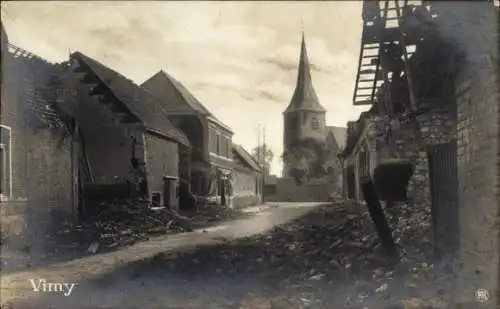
[311,116,320,130]
[288,116,298,131]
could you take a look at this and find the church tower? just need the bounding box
[283,32,327,176]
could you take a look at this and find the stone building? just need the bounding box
[68,52,191,212]
[231,143,263,208]
[282,33,346,182]
[345,1,499,307]
[278,32,346,201]
[1,23,79,240]
[141,70,235,207]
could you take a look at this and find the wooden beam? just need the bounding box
[361,177,399,262]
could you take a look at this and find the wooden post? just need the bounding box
[361,177,399,261]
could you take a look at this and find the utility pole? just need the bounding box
[262,125,266,202]
[263,126,267,175]
[257,124,262,166]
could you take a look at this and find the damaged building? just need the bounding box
[141,70,236,208]
[343,1,499,307]
[67,52,192,214]
[1,23,80,240]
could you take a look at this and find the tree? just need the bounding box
[251,145,273,176]
[282,138,327,185]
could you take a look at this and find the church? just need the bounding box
[282,32,346,186]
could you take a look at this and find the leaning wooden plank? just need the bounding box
[361,177,399,262]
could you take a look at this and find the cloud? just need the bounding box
[1,1,365,175]
[260,57,297,72]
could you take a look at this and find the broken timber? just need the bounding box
[361,177,399,262]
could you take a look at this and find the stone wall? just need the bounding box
[343,107,456,207]
[274,177,330,202]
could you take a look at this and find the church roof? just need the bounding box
[284,32,326,114]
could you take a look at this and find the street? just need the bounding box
[2,200,458,309]
[1,202,326,309]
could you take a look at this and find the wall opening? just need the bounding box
[347,164,356,199]
[151,191,162,207]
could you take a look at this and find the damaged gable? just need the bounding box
[70,52,190,147]
[6,44,65,130]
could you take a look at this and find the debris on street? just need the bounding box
[79,198,252,252]
[134,200,453,309]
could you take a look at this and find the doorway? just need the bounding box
[347,165,356,199]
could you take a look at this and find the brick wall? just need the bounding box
[23,127,74,235]
[1,50,75,245]
[143,133,179,200]
[432,2,499,306]
[1,53,28,200]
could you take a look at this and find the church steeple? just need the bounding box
[284,31,326,114]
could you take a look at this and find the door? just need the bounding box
[427,141,459,260]
[347,165,356,199]
[220,178,226,206]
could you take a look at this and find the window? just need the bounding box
[311,116,320,131]
[0,125,11,198]
[288,116,298,131]
[225,137,231,158]
[216,133,221,155]
[151,191,162,207]
[209,128,218,154]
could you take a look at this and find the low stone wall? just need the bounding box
[274,177,330,202]
[233,194,261,208]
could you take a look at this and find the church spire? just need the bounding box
[284,31,326,114]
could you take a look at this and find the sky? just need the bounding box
[1,1,369,175]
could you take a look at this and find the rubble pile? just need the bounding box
[148,201,451,309]
[81,199,191,251]
[81,199,251,252]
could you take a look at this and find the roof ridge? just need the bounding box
[71,52,190,147]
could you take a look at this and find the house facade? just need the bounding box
[67,53,191,213]
[142,71,235,207]
[1,23,78,241]
[231,143,263,208]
